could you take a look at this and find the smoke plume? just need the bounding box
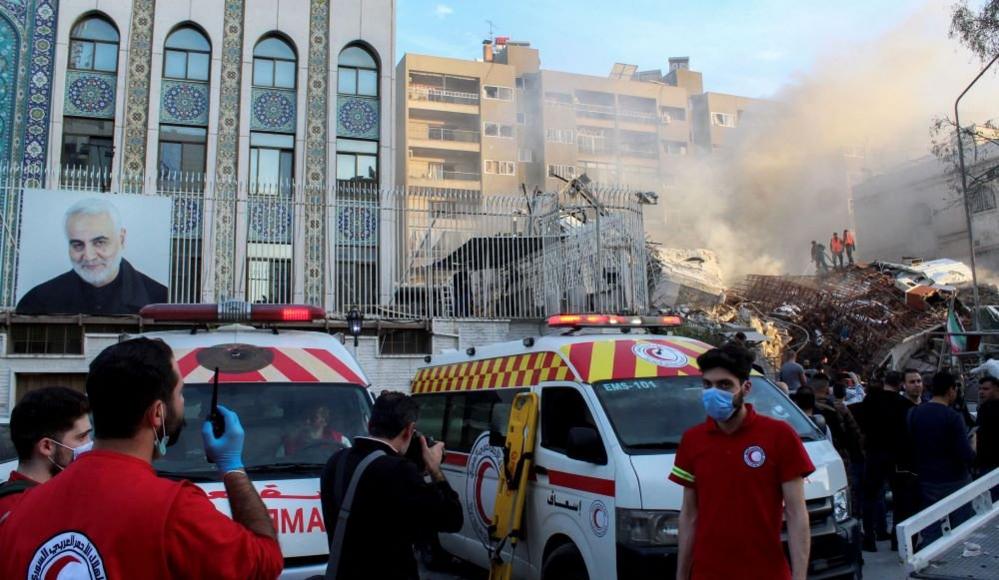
[648,1,999,282]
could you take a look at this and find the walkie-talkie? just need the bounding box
[209,367,225,438]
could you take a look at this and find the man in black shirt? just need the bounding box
[320,391,463,579]
[16,197,166,315]
[976,375,999,477]
[908,371,976,545]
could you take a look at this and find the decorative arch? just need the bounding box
[335,42,380,182]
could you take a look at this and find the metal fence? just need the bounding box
[0,164,650,320]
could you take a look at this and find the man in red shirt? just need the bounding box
[0,338,283,579]
[670,343,814,580]
[0,386,91,518]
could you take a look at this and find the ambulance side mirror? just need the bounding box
[566,426,607,465]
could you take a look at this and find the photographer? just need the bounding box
[320,391,463,580]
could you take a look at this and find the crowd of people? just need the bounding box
[779,351,998,552]
[810,229,857,273]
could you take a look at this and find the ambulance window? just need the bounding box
[442,390,524,453]
[541,387,600,454]
[443,395,467,451]
[415,394,447,442]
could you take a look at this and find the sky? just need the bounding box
[397,0,940,98]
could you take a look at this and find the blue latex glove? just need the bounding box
[202,405,245,474]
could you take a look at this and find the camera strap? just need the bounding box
[325,449,386,579]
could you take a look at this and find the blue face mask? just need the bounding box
[702,388,737,422]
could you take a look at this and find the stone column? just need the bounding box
[120,0,156,190]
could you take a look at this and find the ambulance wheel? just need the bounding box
[542,543,589,580]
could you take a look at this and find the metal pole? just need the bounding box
[954,52,999,331]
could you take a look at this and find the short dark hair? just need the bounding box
[734,332,747,341]
[835,372,852,383]
[832,382,847,400]
[87,338,177,439]
[696,343,754,383]
[794,385,816,411]
[903,368,921,379]
[809,372,830,390]
[368,391,420,439]
[981,375,999,389]
[884,370,904,388]
[10,387,89,461]
[930,371,957,397]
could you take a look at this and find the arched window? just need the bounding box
[337,45,377,97]
[163,26,210,82]
[336,44,380,185]
[253,36,296,89]
[69,15,119,72]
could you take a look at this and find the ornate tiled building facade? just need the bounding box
[0,0,394,308]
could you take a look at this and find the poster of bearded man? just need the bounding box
[15,189,171,315]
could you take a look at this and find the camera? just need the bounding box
[405,430,438,473]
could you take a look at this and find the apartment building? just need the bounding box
[397,40,765,197]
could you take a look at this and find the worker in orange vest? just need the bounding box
[830,233,844,269]
[843,229,856,266]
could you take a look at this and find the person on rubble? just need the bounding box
[830,233,845,269]
[843,229,857,266]
[810,241,829,273]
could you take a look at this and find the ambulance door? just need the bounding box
[527,384,616,580]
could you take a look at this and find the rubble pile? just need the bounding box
[727,267,949,375]
[647,247,726,308]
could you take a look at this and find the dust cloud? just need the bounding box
[649,1,999,283]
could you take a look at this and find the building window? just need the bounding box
[711,112,736,128]
[969,185,997,214]
[338,45,378,97]
[163,26,210,81]
[157,125,207,184]
[253,36,296,89]
[483,85,513,101]
[483,122,514,138]
[660,106,686,123]
[61,118,114,186]
[518,148,534,163]
[379,329,432,355]
[69,15,119,72]
[662,140,688,156]
[9,325,84,355]
[249,132,294,195]
[544,92,572,104]
[545,128,575,144]
[484,160,515,176]
[336,138,378,183]
[548,164,578,180]
[515,77,525,89]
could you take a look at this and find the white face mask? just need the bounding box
[46,438,94,471]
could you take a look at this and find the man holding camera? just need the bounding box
[320,391,463,579]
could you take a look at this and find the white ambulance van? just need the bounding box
[411,314,862,580]
[136,302,373,579]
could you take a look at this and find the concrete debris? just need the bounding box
[648,248,726,308]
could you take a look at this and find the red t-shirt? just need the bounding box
[669,405,815,580]
[0,450,283,580]
[0,471,38,519]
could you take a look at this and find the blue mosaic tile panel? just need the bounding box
[335,203,378,247]
[160,80,210,126]
[336,95,379,140]
[250,88,297,134]
[63,70,116,119]
[0,15,19,169]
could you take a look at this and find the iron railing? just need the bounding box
[0,164,650,320]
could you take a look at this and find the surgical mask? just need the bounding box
[46,438,94,471]
[153,421,170,459]
[702,388,737,422]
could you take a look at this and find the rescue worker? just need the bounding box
[0,338,284,579]
[830,232,845,269]
[810,241,828,273]
[843,229,857,266]
[0,387,91,518]
[672,343,814,580]
[320,391,463,580]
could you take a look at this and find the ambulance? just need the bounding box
[135,302,373,579]
[411,314,862,580]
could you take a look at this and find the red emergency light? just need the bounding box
[140,302,326,323]
[547,314,683,328]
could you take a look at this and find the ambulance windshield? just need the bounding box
[157,383,372,480]
[593,377,821,453]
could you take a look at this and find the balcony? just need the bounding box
[617,109,659,124]
[408,123,480,152]
[618,144,659,159]
[408,86,479,114]
[408,164,481,190]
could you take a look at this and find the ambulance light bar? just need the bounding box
[140,302,326,323]
[546,314,683,328]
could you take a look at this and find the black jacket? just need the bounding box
[977,399,999,474]
[16,259,167,315]
[855,388,912,460]
[320,437,463,580]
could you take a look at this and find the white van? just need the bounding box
[411,315,862,580]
